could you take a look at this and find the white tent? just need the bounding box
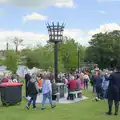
[16,66,43,77]
[0,66,6,71]
[16,65,29,77]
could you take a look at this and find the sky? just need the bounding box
[0,0,120,50]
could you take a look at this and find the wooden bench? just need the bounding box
[69,90,82,100]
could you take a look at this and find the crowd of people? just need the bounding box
[0,74,20,83]
[0,66,119,116]
[24,69,108,109]
[24,67,120,115]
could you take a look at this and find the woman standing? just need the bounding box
[37,74,43,90]
[83,72,90,89]
[26,74,39,110]
[80,74,84,89]
[41,74,56,110]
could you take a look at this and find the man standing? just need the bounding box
[94,72,103,101]
[25,73,31,97]
[105,66,120,116]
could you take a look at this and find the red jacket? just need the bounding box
[67,80,76,91]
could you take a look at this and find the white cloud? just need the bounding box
[97,0,120,2]
[0,23,120,50]
[64,23,120,46]
[99,10,106,14]
[0,0,75,8]
[88,23,120,36]
[64,29,89,46]
[0,30,48,50]
[55,0,75,8]
[23,13,47,22]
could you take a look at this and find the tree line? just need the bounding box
[0,30,120,73]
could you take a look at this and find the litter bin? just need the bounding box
[56,83,65,98]
[0,82,23,106]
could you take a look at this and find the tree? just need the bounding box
[85,30,120,69]
[4,51,19,73]
[0,59,4,66]
[21,37,86,72]
[59,37,85,72]
[13,37,23,52]
[23,46,54,70]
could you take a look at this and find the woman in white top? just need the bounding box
[83,72,90,89]
[41,74,56,110]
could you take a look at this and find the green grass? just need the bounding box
[0,81,120,120]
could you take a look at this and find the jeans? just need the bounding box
[96,86,102,99]
[103,89,108,99]
[28,94,37,108]
[84,80,88,89]
[42,92,53,108]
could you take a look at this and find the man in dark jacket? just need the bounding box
[25,73,31,97]
[105,66,120,116]
[94,72,103,100]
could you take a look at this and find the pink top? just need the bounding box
[80,79,84,89]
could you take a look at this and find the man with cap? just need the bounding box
[105,65,120,116]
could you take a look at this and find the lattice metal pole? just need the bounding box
[46,22,65,82]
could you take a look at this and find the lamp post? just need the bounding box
[66,50,69,79]
[46,22,65,83]
[66,50,69,63]
[77,47,80,73]
[6,42,8,51]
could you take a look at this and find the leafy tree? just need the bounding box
[0,59,4,66]
[23,46,54,70]
[21,37,86,72]
[85,30,120,69]
[59,37,85,72]
[4,51,19,73]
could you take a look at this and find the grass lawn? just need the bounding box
[0,81,120,120]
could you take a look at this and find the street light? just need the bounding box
[66,50,69,62]
[66,50,69,79]
[46,22,65,82]
[77,46,80,73]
